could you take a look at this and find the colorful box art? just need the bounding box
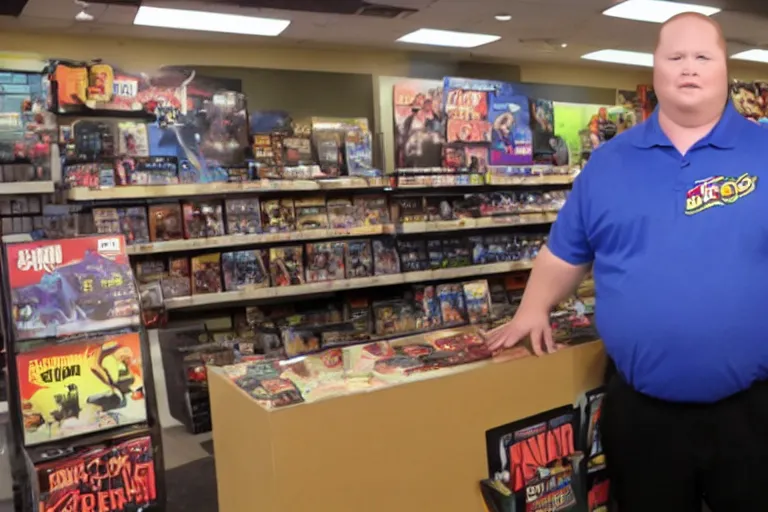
[16,332,147,446]
[35,434,158,511]
[7,236,140,341]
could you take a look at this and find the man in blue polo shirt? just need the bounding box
[486,12,768,511]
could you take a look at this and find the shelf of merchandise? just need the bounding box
[0,181,55,195]
[396,212,557,234]
[66,177,390,201]
[164,260,534,311]
[484,174,575,186]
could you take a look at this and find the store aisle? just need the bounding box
[162,426,218,512]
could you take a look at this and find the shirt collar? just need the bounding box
[632,100,743,150]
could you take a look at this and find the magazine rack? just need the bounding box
[0,234,166,511]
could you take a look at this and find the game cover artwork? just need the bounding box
[488,88,533,166]
[36,434,157,511]
[17,332,147,446]
[393,79,445,168]
[485,406,581,512]
[7,235,140,341]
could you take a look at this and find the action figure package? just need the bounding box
[117,121,149,157]
[413,285,441,330]
[269,246,305,286]
[463,280,492,324]
[313,130,342,177]
[353,195,391,226]
[295,197,329,231]
[190,253,222,295]
[373,299,419,336]
[133,259,166,285]
[182,201,225,239]
[397,239,429,272]
[281,327,321,358]
[372,238,401,276]
[17,332,147,445]
[261,199,295,233]
[442,237,472,267]
[327,198,357,229]
[35,434,158,511]
[305,242,345,283]
[161,256,191,299]
[427,239,445,269]
[282,136,313,166]
[7,236,140,340]
[225,198,261,235]
[92,207,120,235]
[345,239,374,279]
[124,156,179,185]
[345,129,375,176]
[437,283,467,326]
[118,207,150,245]
[394,197,426,223]
[485,406,582,512]
[148,204,183,242]
[425,197,455,221]
[322,297,372,347]
[222,250,269,291]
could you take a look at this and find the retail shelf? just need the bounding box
[484,174,576,186]
[164,260,534,310]
[127,225,395,255]
[397,212,557,234]
[0,181,55,195]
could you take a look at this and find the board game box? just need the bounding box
[35,434,158,511]
[7,236,140,341]
[17,332,147,446]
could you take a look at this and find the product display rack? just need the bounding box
[0,235,166,512]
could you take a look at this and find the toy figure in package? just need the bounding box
[161,256,191,299]
[269,246,304,286]
[7,236,140,340]
[372,238,401,276]
[281,327,321,358]
[354,195,390,226]
[17,332,147,445]
[305,242,345,283]
[345,129,375,175]
[92,208,120,235]
[442,237,472,267]
[345,239,373,279]
[117,121,149,157]
[295,197,329,231]
[261,199,295,233]
[36,434,158,511]
[485,406,582,512]
[437,283,467,326]
[463,280,492,324]
[414,285,441,330]
[222,250,269,291]
[282,136,313,166]
[327,198,357,229]
[397,239,429,272]
[191,253,222,295]
[374,300,419,335]
[313,130,342,177]
[116,207,150,246]
[148,204,183,242]
[225,198,261,235]
[182,201,225,239]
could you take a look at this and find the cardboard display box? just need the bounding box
[208,341,607,512]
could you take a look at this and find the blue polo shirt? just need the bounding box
[549,101,768,403]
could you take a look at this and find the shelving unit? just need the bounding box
[0,182,54,195]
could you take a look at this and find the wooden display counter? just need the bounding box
[208,341,607,512]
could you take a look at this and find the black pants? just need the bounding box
[601,375,768,511]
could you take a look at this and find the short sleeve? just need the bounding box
[547,166,595,265]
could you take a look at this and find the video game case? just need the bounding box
[345,239,373,279]
[295,197,329,231]
[261,199,295,233]
[148,204,183,242]
[305,242,345,283]
[269,245,304,287]
[182,201,225,239]
[225,198,261,235]
[372,238,401,276]
[191,253,222,295]
[222,250,269,291]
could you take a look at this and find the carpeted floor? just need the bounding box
[166,456,218,512]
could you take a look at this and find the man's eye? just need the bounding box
[696,55,710,60]
[669,56,682,61]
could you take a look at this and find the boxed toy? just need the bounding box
[222,250,269,291]
[269,246,304,286]
[148,204,183,242]
[225,198,261,235]
[295,197,329,231]
[345,239,373,279]
[191,253,222,295]
[305,242,345,283]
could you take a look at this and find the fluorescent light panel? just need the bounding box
[603,0,720,23]
[397,29,500,48]
[133,6,290,36]
[731,49,768,64]
[581,49,654,67]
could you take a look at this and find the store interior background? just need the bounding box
[2,0,768,510]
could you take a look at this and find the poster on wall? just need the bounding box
[731,81,768,126]
[17,332,147,446]
[552,102,615,165]
[484,405,582,512]
[530,98,556,162]
[393,78,445,169]
[0,70,55,164]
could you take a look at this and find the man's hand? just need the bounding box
[484,308,556,356]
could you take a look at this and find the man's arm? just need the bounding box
[517,246,591,315]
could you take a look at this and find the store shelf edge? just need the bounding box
[0,181,55,195]
[164,260,534,310]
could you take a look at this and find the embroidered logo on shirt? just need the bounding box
[685,173,757,215]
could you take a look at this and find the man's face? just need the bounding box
[653,17,728,112]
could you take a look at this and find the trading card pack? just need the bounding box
[327,198,357,229]
[345,239,373,279]
[261,199,295,233]
[225,198,261,235]
[269,246,304,286]
[354,196,390,226]
[295,197,329,231]
[372,238,401,276]
[7,236,140,340]
[222,250,269,291]
[182,201,225,239]
[35,434,158,511]
[191,253,222,295]
[305,242,345,283]
[17,332,147,445]
[148,204,183,242]
[463,280,492,324]
[397,239,429,272]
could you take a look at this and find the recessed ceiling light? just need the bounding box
[495,14,512,21]
[561,43,568,48]
[602,0,720,23]
[731,49,768,63]
[581,49,654,67]
[133,6,291,36]
[397,29,501,48]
